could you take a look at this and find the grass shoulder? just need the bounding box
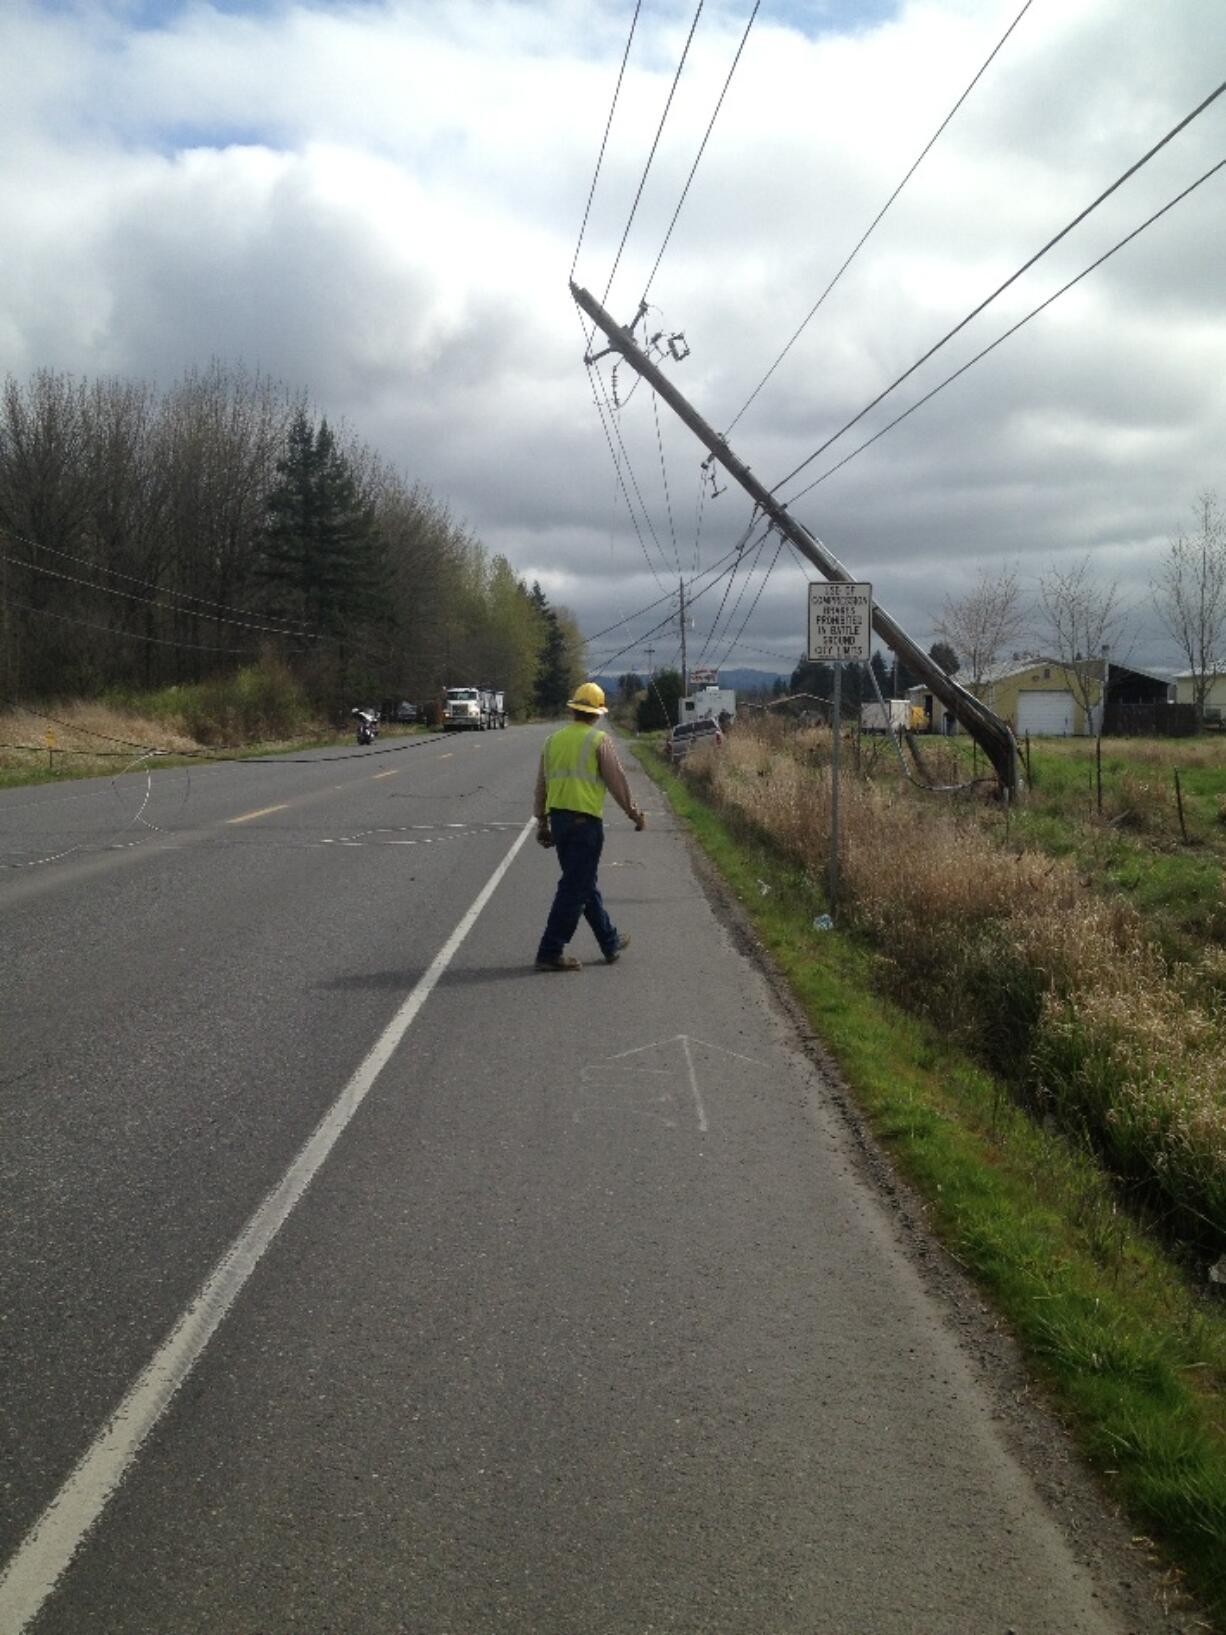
[631,738,1226,1630]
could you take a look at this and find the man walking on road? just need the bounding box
[534,682,646,972]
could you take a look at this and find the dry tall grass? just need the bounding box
[0,701,200,773]
[684,721,1226,1246]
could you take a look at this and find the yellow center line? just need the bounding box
[227,803,289,825]
[373,770,399,780]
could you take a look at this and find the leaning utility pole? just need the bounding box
[572,281,1022,796]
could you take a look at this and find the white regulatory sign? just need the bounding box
[808,581,872,662]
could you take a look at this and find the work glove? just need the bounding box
[536,818,554,849]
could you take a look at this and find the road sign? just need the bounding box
[808,581,872,662]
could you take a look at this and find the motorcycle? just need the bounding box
[352,708,378,746]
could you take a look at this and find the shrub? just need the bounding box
[174,658,313,745]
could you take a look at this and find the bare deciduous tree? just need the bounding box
[1153,490,1226,725]
[934,565,1028,685]
[1037,556,1127,729]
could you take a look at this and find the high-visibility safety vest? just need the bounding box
[542,721,607,816]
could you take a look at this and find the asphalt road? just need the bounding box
[0,726,1152,1633]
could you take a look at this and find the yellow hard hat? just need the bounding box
[567,681,608,716]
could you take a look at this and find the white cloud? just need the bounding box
[1,0,1223,674]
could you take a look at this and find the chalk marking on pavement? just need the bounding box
[227,803,289,825]
[372,770,399,781]
[0,817,536,1635]
[585,1035,766,1134]
[680,1034,708,1134]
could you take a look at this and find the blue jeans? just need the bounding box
[536,810,618,961]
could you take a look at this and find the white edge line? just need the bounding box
[0,816,536,1634]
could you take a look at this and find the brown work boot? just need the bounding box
[603,934,631,965]
[534,953,583,972]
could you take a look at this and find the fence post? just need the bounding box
[1174,768,1189,843]
[1095,735,1102,816]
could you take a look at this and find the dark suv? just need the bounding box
[662,717,724,762]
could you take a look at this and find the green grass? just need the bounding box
[632,740,1226,1629]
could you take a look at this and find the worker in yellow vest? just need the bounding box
[534,682,646,971]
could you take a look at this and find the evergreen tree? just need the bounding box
[530,582,573,713]
[260,410,381,639]
[929,640,960,675]
[636,668,684,731]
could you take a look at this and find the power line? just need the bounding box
[0,524,312,636]
[716,532,785,671]
[651,391,682,576]
[589,351,674,585]
[0,593,255,655]
[572,0,644,282]
[0,548,314,643]
[601,1,705,312]
[581,349,667,590]
[693,519,766,669]
[772,76,1226,495]
[783,153,1226,504]
[580,531,754,648]
[640,0,760,306]
[586,543,757,671]
[725,0,1035,437]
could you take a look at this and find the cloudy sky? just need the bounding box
[2,0,1223,676]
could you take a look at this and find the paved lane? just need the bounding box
[1,729,1149,1632]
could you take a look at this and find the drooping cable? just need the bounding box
[783,154,1226,504]
[715,531,784,670]
[725,0,1035,437]
[582,350,667,590]
[0,548,315,642]
[640,1,760,306]
[693,514,765,669]
[771,77,1226,495]
[601,1,705,311]
[0,593,254,655]
[572,0,644,282]
[0,524,313,636]
[651,391,682,576]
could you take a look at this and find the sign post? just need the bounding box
[807,582,873,922]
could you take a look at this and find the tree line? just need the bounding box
[0,364,584,715]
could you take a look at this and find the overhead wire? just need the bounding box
[715,530,785,671]
[725,0,1035,437]
[572,0,644,283]
[639,0,760,306]
[0,524,313,636]
[692,511,765,669]
[782,153,1226,504]
[588,340,677,584]
[0,547,318,643]
[771,76,1226,496]
[651,391,682,577]
[580,341,667,590]
[601,0,705,312]
[586,538,761,671]
[0,593,254,655]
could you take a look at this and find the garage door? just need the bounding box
[1017,690,1075,736]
